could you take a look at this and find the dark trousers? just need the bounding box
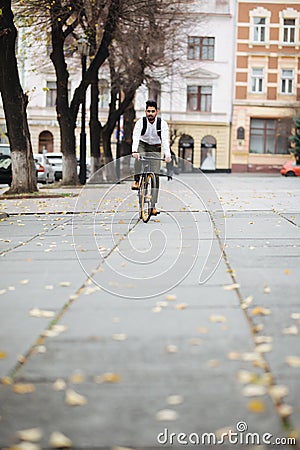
[134,141,161,204]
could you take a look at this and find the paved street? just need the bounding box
[0,173,299,449]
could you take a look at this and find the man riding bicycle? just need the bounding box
[131,99,171,216]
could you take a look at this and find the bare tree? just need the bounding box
[0,0,37,193]
[87,0,183,175]
[14,0,122,185]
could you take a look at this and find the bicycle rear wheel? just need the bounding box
[140,173,155,223]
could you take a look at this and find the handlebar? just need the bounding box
[135,155,165,161]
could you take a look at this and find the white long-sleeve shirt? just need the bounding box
[132,117,171,158]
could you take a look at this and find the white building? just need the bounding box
[135,0,237,171]
[1,0,237,173]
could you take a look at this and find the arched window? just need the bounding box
[201,135,216,170]
[178,134,194,172]
[39,131,54,153]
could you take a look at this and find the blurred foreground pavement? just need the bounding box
[0,173,299,449]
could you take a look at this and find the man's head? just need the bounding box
[145,99,158,124]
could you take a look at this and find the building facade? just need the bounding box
[231,0,300,172]
[0,28,92,155]
[135,0,237,172]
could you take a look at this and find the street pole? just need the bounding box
[116,91,121,182]
[79,52,87,185]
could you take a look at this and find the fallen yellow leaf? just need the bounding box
[251,306,271,316]
[242,385,267,397]
[16,428,43,442]
[282,325,298,335]
[165,294,176,301]
[166,394,184,405]
[12,442,41,450]
[52,379,66,391]
[155,409,178,421]
[255,343,272,353]
[69,372,85,384]
[209,315,226,323]
[223,283,240,291]
[277,404,293,418]
[29,308,55,318]
[286,356,300,368]
[0,351,7,359]
[269,385,289,402]
[112,333,127,341]
[42,325,67,338]
[165,344,178,353]
[254,335,273,344]
[237,370,256,384]
[12,383,36,394]
[175,303,188,310]
[247,399,266,413]
[198,326,208,334]
[49,431,72,448]
[65,389,87,406]
[94,372,121,383]
[59,281,71,287]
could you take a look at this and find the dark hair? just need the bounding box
[146,99,158,109]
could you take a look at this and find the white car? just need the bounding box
[34,153,55,184]
[46,152,63,181]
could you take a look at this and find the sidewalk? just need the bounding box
[0,174,299,449]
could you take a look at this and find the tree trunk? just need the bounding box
[121,102,135,176]
[0,0,37,193]
[89,73,103,175]
[101,126,116,182]
[122,102,135,157]
[50,2,78,185]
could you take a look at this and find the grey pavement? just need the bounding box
[0,174,299,449]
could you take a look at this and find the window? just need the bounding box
[46,81,56,107]
[253,17,266,42]
[187,86,212,112]
[46,81,71,107]
[98,79,110,109]
[281,69,294,94]
[283,19,295,43]
[188,37,215,61]
[148,80,161,109]
[250,118,292,154]
[251,68,264,93]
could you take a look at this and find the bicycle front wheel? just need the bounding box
[140,173,156,223]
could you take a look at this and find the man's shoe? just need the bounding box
[152,207,160,216]
[131,181,139,190]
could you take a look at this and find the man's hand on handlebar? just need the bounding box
[165,156,172,163]
[132,152,140,160]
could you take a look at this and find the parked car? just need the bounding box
[0,155,12,185]
[46,152,63,181]
[280,160,300,177]
[34,153,55,184]
[0,143,11,156]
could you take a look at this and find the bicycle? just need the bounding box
[137,155,164,223]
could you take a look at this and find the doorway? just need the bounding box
[39,131,54,153]
[178,134,194,172]
[200,135,216,171]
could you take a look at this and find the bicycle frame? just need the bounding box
[137,156,164,223]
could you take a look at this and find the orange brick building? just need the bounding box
[231,0,300,172]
